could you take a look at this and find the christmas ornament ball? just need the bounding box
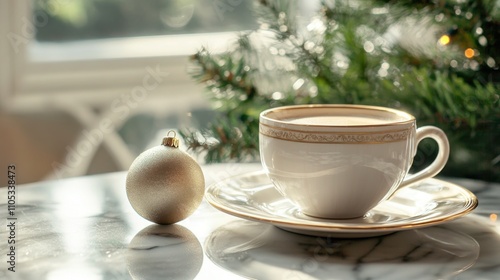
[126,131,205,224]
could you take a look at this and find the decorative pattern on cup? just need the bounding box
[259,123,414,144]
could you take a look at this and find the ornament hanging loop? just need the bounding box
[162,130,180,148]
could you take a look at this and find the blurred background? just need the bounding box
[1,0,499,184]
[0,0,256,184]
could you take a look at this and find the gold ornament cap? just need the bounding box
[162,130,180,148]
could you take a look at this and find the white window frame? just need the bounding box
[0,0,240,178]
[1,0,238,111]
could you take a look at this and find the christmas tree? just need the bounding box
[182,0,500,182]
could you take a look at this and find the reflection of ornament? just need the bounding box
[127,224,203,280]
[126,130,205,224]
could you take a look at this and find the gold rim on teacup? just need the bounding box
[259,104,416,144]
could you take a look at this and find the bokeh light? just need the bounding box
[464,48,475,58]
[438,35,450,45]
[491,213,498,223]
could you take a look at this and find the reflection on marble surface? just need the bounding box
[206,219,481,280]
[127,225,203,280]
[0,163,498,280]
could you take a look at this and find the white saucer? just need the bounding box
[205,170,478,238]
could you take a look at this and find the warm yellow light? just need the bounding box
[438,35,451,45]
[491,213,498,223]
[465,48,475,58]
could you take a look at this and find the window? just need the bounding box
[33,0,256,42]
[0,0,257,181]
[4,0,256,100]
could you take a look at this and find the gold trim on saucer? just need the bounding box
[205,170,478,238]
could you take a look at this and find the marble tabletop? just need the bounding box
[1,163,499,280]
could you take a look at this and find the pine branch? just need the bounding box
[180,115,260,163]
[189,46,258,108]
[184,0,500,181]
[186,37,270,162]
[256,0,344,94]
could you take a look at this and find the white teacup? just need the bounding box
[259,104,449,219]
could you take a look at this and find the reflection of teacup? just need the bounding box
[259,104,449,219]
[206,220,479,279]
[127,225,203,280]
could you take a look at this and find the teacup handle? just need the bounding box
[398,126,450,188]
